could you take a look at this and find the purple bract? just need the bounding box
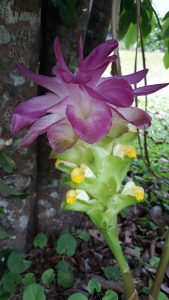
[11,37,168,153]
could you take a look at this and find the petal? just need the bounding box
[82,39,118,69]
[54,37,69,71]
[111,107,151,129]
[17,64,65,96]
[115,69,148,84]
[96,78,133,107]
[20,114,63,147]
[134,83,168,96]
[11,93,60,134]
[47,119,77,153]
[66,101,112,144]
[77,55,117,87]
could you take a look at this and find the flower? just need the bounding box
[71,164,95,184]
[66,189,89,205]
[11,37,168,153]
[122,181,144,201]
[113,144,136,159]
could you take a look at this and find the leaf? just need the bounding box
[163,11,169,22]
[0,292,10,300]
[142,287,151,295]
[158,292,169,300]
[87,277,101,294]
[104,266,121,281]
[161,18,169,39]
[2,272,22,293]
[123,23,137,49]
[77,230,90,242]
[68,293,88,300]
[0,227,9,240]
[102,290,118,300]
[0,152,16,173]
[149,256,160,268]
[56,231,77,256]
[42,268,55,285]
[34,233,48,249]
[58,0,77,27]
[7,251,31,274]
[118,9,132,40]
[0,207,6,218]
[163,51,169,69]
[57,260,74,288]
[22,273,36,286]
[23,283,46,300]
[0,178,23,196]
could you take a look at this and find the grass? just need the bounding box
[104,50,169,113]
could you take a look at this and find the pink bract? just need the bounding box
[11,37,168,153]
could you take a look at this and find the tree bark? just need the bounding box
[0,0,41,249]
[84,0,112,57]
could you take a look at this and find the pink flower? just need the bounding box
[11,37,168,153]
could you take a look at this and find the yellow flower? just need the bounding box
[122,181,144,202]
[66,190,77,205]
[66,189,89,205]
[71,167,85,184]
[113,144,136,159]
[71,164,95,184]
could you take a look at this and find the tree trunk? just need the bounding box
[0,0,41,249]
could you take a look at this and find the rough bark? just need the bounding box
[0,0,41,249]
[84,0,112,57]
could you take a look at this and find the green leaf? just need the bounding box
[102,290,118,300]
[0,227,9,240]
[34,233,48,249]
[158,292,169,300]
[149,256,160,268]
[0,207,6,218]
[0,152,16,173]
[163,51,169,69]
[103,266,121,281]
[123,23,137,49]
[22,273,36,286]
[58,0,77,27]
[52,0,60,7]
[163,11,169,21]
[57,260,74,288]
[2,272,22,293]
[56,231,77,256]
[0,178,23,196]
[118,9,132,40]
[77,230,90,242]
[161,18,169,39]
[0,291,10,300]
[68,293,88,300]
[87,277,101,294]
[142,287,151,295]
[42,268,55,285]
[7,251,31,274]
[23,283,46,300]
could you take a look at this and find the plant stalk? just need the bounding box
[150,229,169,299]
[100,226,135,299]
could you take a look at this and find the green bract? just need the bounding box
[53,128,140,229]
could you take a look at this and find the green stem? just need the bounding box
[150,229,169,299]
[100,226,135,299]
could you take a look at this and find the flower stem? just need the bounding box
[150,229,169,299]
[100,226,135,299]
